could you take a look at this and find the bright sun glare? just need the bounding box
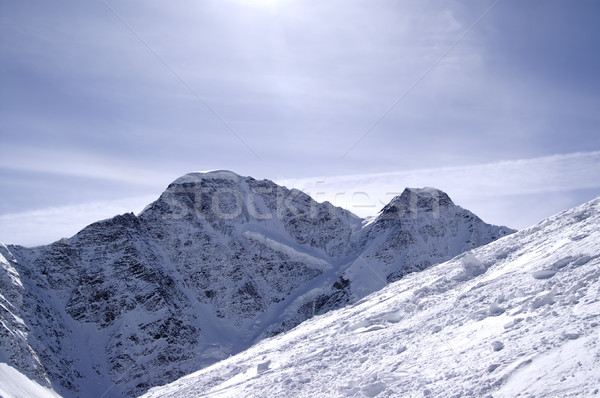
[240,0,281,9]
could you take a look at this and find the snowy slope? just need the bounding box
[0,362,62,398]
[0,171,513,397]
[142,196,600,398]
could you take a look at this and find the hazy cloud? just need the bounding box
[1,1,599,244]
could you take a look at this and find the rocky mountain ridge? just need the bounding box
[0,170,514,397]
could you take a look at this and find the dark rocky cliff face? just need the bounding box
[0,171,515,397]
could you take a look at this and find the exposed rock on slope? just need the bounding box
[0,170,513,397]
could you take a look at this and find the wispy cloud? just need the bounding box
[0,145,177,188]
[278,151,600,227]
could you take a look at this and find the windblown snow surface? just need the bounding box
[0,363,62,398]
[143,197,600,398]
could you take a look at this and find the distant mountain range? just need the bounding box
[0,170,514,397]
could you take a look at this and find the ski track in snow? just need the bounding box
[142,198,600,398]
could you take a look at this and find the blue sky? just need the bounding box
[1,0,599,246]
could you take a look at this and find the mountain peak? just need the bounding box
[171,170,245,185]
[380,187,454,217]
[400,187,453,205]
[403,186,448,196]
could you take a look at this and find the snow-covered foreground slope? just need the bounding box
[0,363,62,398]
[0,171,512,397]
[143,197,600,398]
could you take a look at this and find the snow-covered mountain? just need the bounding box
[142,194,600,398]
[0,170,513,397]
